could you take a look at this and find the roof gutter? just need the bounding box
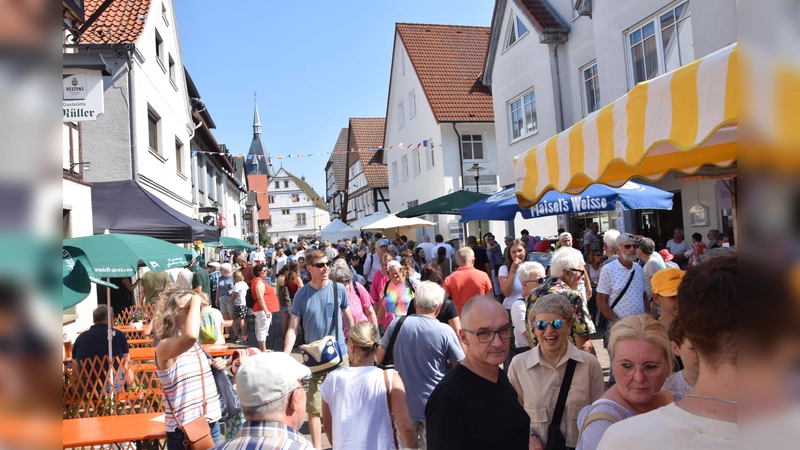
[126,47,138,180]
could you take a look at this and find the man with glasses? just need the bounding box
[363,238,389,289]
[215,352,315,449]
[283,249,355,449]
[595,233,648,348]
[425,296,529,450]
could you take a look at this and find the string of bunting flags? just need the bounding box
[190,139,442,160]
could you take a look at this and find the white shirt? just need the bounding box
[251,251,266,265]
[432,243,454,259]
[498,265,523,309]
[274,255,288,273]
[510,298,528,348]
[666,239,689,256]
[231,281,249,307]
[417,242,435,262]
[642,255,666,299]
[596,259,646,319]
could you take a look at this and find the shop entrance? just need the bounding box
[633,191,684,249]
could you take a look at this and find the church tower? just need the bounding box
[246,100,274,223]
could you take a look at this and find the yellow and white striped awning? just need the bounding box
[514,43,737,208]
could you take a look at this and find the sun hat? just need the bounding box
[658,249,674,262]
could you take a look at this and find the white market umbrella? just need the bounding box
[361,215,435,231]
[350,212,391,230]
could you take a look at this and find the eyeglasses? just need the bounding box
[310,261,333,269]
[463,326,514,343]
[523,277,546,284]
[566,268,584,276]
[620,244,635,250]
[534,319,565,331]
[614,362,664,377]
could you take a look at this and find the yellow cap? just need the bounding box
[651,268,684,297]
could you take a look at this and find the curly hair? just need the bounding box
[152,286,196,339]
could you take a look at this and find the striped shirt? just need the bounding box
[156,343,222,432]
[576,399,633,450]
[213,421,315,450]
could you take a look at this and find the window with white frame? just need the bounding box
[155,31,164,67]
[504,15,529,50]
[461,135,484,160]
[148,108,160,154]
[427,139,435,169]
[401,155,409,180]
[627,1,693,87]
[412,148,421,175]
[284,180,289,188]
[581,62,600,116]
[398,102,405,128]
[508,88,537,140]
[296,213,307,226]
[409,90,417,118]
[392,161,399,185]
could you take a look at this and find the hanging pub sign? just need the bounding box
[63,68,104,122]
[242,212,253,221]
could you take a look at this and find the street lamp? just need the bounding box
[469,163,485,242]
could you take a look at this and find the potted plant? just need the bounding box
[130,309,146,329]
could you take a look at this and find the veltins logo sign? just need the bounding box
[63,68,104,122]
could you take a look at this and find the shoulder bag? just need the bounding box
[383,369,400,450]
[200,347,240,422]
[163,346,216,450]
[597,270,635,330]
[300,281,344,373]
[544,358,577,450]
[577,401,629,445]
[377,315,408,370]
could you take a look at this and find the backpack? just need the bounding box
[199,310,219,344]
[246,285,256,309]
[383,277,416,299]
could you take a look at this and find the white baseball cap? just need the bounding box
[236,352,311,407]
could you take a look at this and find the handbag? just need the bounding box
[377,315,408,370]
[201,348,240,422]
[300,282,344,373]
[544,359,577,450]
[383,369,400,450]
[163,346,215,450]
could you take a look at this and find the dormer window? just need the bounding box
[505,15,529,50]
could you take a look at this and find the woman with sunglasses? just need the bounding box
[376,260,418,333]
[321,321,418,450]
[576,315,675,450]
[508,294,605,449]
[526,247,597,355]
[506,262,546,361]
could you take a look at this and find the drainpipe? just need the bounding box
[126,48,138,180]
[451,122,468,244]
[553,40,566,132]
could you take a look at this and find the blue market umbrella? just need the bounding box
[459,181,673,222]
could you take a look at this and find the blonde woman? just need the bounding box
[154,287,224,449]
[321,322,417,450]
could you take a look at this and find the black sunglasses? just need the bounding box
[310,261,333,269]
[524,277,546,284]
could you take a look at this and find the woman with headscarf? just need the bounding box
[527,247,596,354]
[321,322,417,449]
[576,315,676,450]
[153,287,223,449]
[508,294,606,449]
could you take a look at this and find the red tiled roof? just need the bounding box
[396,23,494,122]
[81,0,152,44]
[326,128,349,191]
[349,118,388,187]
[517,0,569,33]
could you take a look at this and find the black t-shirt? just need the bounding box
[407,298,458,324]
[425,364,529,450]
[473,246,492,277]
[72,324,130,391]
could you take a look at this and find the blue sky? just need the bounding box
[175,0,494,197]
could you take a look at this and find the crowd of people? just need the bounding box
[78,226,735,450]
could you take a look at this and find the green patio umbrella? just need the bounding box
[396,190,490,218]
[63,232,195,278]
[62,249,117,310]
[207,236,256,250]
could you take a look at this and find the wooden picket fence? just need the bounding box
[63,355,163,420]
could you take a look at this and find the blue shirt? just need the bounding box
[218,274,234,297]
[291,281,349,352]
[381,315,464,421]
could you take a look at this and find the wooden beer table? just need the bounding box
[129,343,235,361]
[62,412,166,448]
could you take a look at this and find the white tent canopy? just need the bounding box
[349,212,391,231]
[317,219,360,243]
[361,215,435,231]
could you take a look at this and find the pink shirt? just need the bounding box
[343,282,373,338]
[370,270,388,303]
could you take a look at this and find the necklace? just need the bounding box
[684,394,737,405]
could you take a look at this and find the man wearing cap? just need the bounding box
[215,352,315,449]
[283,249,354,449]
[651,268,684,329]
[595,232,649,346]
[363,238,389,288]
